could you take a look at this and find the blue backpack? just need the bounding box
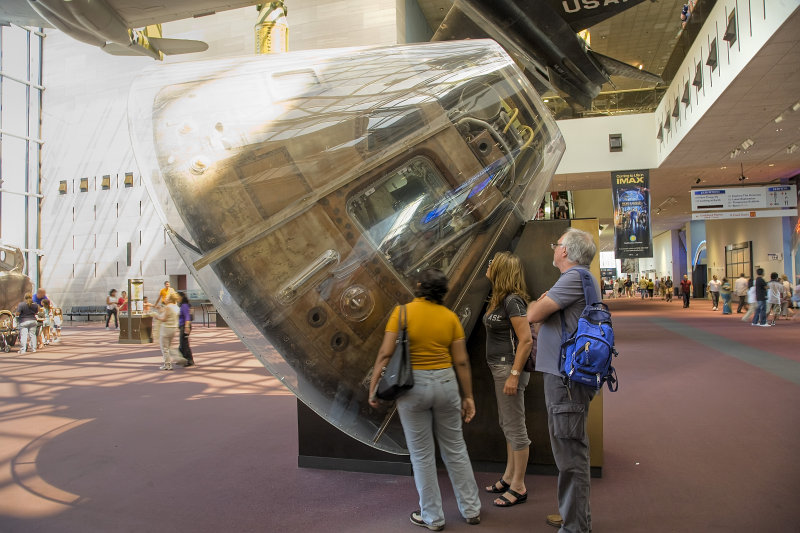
[560,268,619,392]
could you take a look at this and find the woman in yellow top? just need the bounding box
[369,269,480,531]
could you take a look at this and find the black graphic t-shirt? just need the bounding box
[482,294,527,365]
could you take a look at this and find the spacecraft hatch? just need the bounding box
[128,40,565,454]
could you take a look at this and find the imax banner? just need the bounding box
[612,169,652,259]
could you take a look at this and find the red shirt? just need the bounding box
[680,279,692,293]
[118,297,128,312]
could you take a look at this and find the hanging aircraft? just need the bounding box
[1,0,661,105]
[433,0,663,109]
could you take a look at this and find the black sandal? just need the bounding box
[485,479,510,494]
[494,488,528,507]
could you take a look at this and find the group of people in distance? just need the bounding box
[739,270,798,326]
[105,280,195,370]
[609,275,675,302]
[16,288,62,353]
[369,228,599,532]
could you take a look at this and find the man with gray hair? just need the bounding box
[527,228,600,533]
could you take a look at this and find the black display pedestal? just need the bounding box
[297,401,412,475]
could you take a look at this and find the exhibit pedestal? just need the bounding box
[119,315,153,344]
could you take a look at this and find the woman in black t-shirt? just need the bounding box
[16,292,39,354]
[482,251,532,507]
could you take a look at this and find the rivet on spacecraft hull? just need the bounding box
[128,40,565,454]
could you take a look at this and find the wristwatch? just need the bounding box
[510,369,520,376]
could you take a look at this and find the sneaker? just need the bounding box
[167,364,173,370]
[185,361,195,367]
[760,323,772,327]
[410,511,444,531]
[18,350,26,354]
[159,365,169,370]
[465,515,481,525]
[106,326,109,330]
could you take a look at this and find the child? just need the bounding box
[52,307,63,343]
[41,299,52,345]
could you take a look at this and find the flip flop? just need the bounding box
[494,488,528,507]
[485,479,510,494]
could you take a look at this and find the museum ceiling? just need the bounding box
[419,1,800,246]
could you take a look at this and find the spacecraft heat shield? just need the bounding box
[128,40,564,454]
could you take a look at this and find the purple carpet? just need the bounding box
[0,298,798,532]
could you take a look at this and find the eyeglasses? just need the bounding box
[550,242,564,250]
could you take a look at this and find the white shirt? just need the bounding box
[708,279,721,293]
[747,286,757,303]
[734,277,749,296]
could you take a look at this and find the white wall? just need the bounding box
[652,230,675,279]
[705,217,787,277]
[289,0,399,51]
[555,113,659,175]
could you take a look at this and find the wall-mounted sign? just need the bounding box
[691,185,797,211]
[691,208,798,220]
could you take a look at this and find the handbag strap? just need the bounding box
[397,304,407,333]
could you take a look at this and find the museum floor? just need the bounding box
[1,297,798,532]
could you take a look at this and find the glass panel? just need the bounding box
[129,41,564,454]
[2,81,29,137]
[347,156,475,279]
[1,27,29,80]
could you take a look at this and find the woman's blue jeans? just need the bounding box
[396,367,480,528]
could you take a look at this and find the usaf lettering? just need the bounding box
[562,0,631,13]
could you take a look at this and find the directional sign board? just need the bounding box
[691,185,797,211]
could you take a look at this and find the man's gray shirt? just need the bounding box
[535,266,600,377]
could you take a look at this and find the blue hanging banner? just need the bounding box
[612,170,653,259]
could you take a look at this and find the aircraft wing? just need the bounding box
[99,0,258,29]
[0,0,47,27]
[0,0,261,60]
[0,0,258,29]
[590,51,663,85]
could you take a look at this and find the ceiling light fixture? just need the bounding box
[740,138,754,150]
[774,113,785,123]
[730,148,741,158]
[695,178,702,184]
[793,101,800,112]
[788,144,798,154]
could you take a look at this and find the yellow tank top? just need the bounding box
[385,298,465,370]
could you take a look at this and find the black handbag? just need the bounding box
[375,305,414,401]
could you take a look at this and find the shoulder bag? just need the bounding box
[375,305,414,401]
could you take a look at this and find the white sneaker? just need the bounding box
[760,323,772,327]
[159,364,169,370]
[18,350,26,354]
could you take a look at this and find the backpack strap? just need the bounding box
[559,266,600,345]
